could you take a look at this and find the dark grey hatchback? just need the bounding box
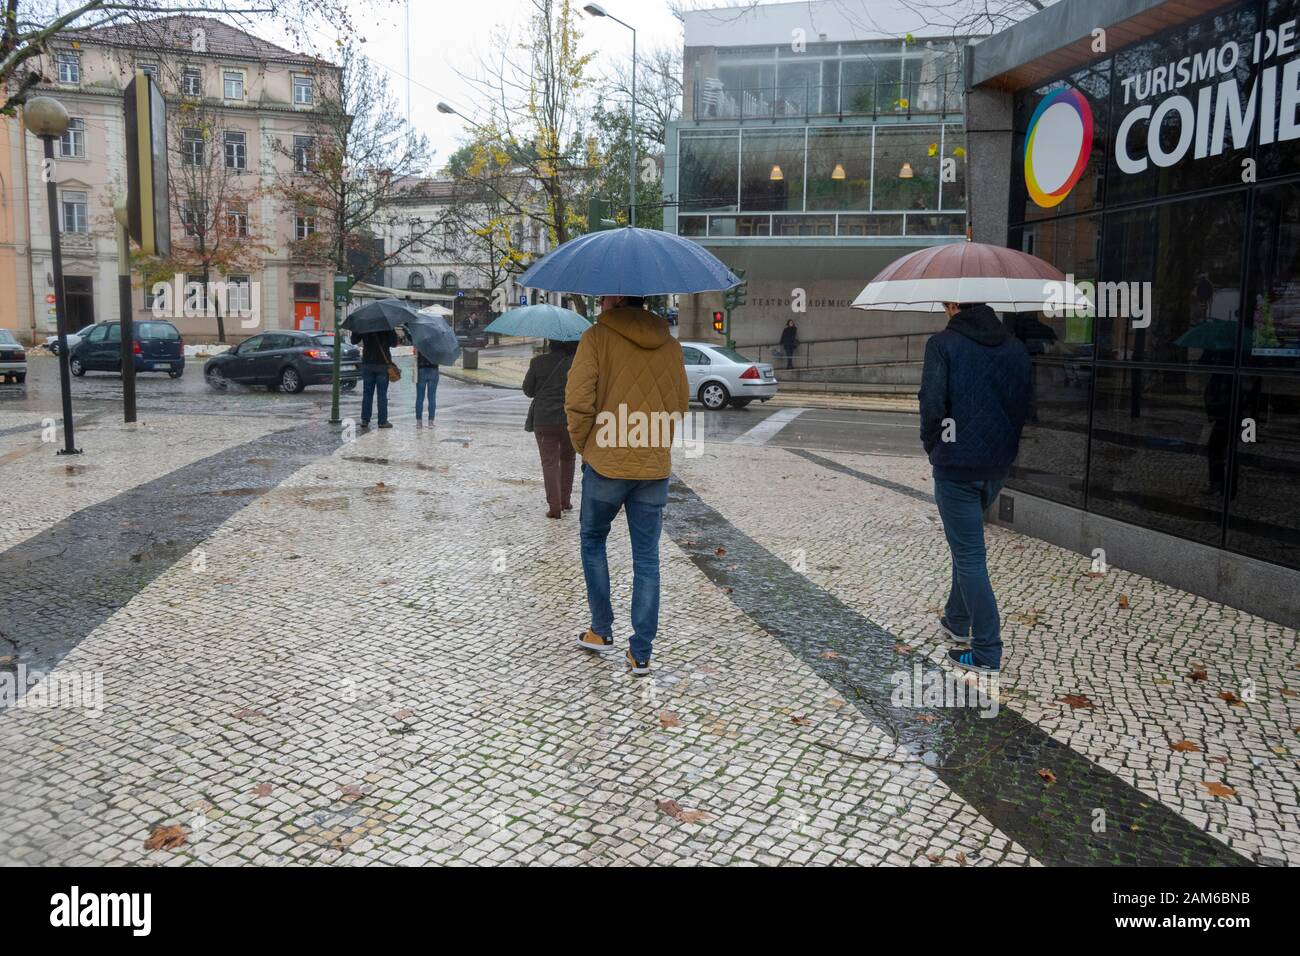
[204,331,360,393]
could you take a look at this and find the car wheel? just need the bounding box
[699,381,730,410]
[341,380,357,391]
[280,366,305,394]
[69,356,85,377]
[169,369,183,379]
[730,398,752,409]
[205,367,228,391]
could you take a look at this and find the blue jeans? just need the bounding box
[579,464,669,661]
[415,366,439,420]
[361,365,389,425]
[933,471,1006,667]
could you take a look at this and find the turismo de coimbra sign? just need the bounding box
[1114,19,1299,174]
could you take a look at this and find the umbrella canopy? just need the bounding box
[418,303,453,318]
[1176,319,1251,352]
[406,312,461,367]
[852,241,1092,313]
[518,226,741,296]
[341,297,423,333]
[484,304,591,341]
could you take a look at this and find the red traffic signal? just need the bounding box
[712,310,725,333]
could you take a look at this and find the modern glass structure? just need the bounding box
[969,0,1300,621]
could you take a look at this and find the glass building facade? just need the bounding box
[1005,0,1300,571]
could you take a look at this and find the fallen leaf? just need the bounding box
[1058,693,1096,710]
[658,711,682,729]
[1201,781,1237,799]
[1008,611,1039,626]
[714,546,727,556]
[1169,740,1201,753]
[828,698,845,708]
[894,642,913,654]
[790,715,812,726]
[819,650,840,659]
[1085,571,1105,578]
[393,708,416,721]
[1189,667,1208,682]
[1219,690,1243,706]
[655,799,712,824]
[252,783,274,797]
[1037,768,1057,784]
[925,851,945,863]
[678,809,711,824]
[956,851,968,866]
[1117,594,1130,609]
[144,824,187,851]
[917,713,938,724]
[1209,755,1230,765]
[1279,688,1297,698]
[339,784,363,802]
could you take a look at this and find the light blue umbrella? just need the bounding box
[406,313,461,366]
[484,304,591,341]
[518,226,740,296]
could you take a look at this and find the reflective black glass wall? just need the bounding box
[1005,0,1300,570]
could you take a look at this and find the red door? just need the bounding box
[294,300,320,331]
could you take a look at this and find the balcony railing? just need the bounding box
[678,211,967,240]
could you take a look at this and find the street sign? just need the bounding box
[124,72,169,256]
[519,294,528,306]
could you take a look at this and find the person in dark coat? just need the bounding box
[351,328,398,429]
[779,319,799,369]
[523,339,578,518]
[918,302,1032,677]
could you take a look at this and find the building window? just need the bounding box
[226,274,253,313]
[60,191,89,233]
[293,75,314,105]
[57,117,85,159]
[871,126,941,211]
[441,272,457,291]
[223,71,244,100]
[185,274,209,311]
[679,130,738,213]
[408,272,425,290]
[181,200,207,237]
[182,127,206,166]
[295,212,317,240]
[225,203,249,238]
[57,52,80,85]
[293,282,320,300]
[182,67,203,97]
[292,135,315,173]
[740,129,806,212]
[223,131,246,170]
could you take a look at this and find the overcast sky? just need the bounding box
[267,0,687,173]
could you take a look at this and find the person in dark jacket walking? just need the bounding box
[523,339,578,518]
[415,346,439,425]
[779,319,799,369]
[351,328,398,429]
[918,302,1032,676]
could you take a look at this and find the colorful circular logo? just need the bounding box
[1024,88,1093,208]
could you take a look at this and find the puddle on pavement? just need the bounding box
[343,455,446,474]
[52,463,93,476]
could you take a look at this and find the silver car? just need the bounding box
[45,324,96,356]
[680,341,778,410]
[0,329,27,384]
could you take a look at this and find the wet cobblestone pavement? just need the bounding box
[0,369,1295,866]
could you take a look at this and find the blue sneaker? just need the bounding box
[939,616,971,644]
[947,648,999,675]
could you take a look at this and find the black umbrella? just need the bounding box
[340,297,423,334]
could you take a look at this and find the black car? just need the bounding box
[70,320,185,378]
[204,331,361,393]
[0,329,26,384]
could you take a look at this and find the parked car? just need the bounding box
[69,321,184,378]
[203,330,361,393]
[680,341,778,409]
[0,329,26,384]
[44,324,96,356]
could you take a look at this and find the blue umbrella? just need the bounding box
[406,313,461,367]
[484,304,591,341]
[518,227,741,296]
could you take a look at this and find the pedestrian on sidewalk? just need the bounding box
[565,296,689,676]
[352,327,399,429]
[919,302,1031,676]
[523,339,578,518]
[415,345,440,426]
[780,319,799,370]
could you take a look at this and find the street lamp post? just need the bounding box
[24,96,80,456]
[583,4,637,227]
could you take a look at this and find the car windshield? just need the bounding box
[312,334,339,347]
[0,330,18,346]
[75,325,95,337]
[710,347,754,364]
[139,323,180,341]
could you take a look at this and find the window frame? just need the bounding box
[223,130,247,170]
[57,52,81,85]
[60,190,89,233]
[57,117,86,159]
[293,74,314,106]
[222,70,246,101]
[181,126,206,167]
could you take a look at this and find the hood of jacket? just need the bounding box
[947,303,1007,347]
[598,307,672,350]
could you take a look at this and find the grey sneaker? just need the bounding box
[939,616,971,644]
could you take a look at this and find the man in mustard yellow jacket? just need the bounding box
[564,296,690,676]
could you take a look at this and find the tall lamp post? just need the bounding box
[583,3,637,227]
[24,96,79,455]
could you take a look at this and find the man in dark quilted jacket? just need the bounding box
[918,302,1032,676]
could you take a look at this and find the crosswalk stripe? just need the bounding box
[732,407,806,445]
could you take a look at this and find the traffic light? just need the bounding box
[712,310,725,333]
[723,268,748,312]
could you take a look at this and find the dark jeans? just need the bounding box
[416,365,439,420]
[579,463,668,661]
[534,424,575,515]
[933,470,1006,667]
[361,364,389,425]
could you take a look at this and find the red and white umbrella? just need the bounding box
[851,240,1092,313]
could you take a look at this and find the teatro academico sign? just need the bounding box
[1115,15,1300,173]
